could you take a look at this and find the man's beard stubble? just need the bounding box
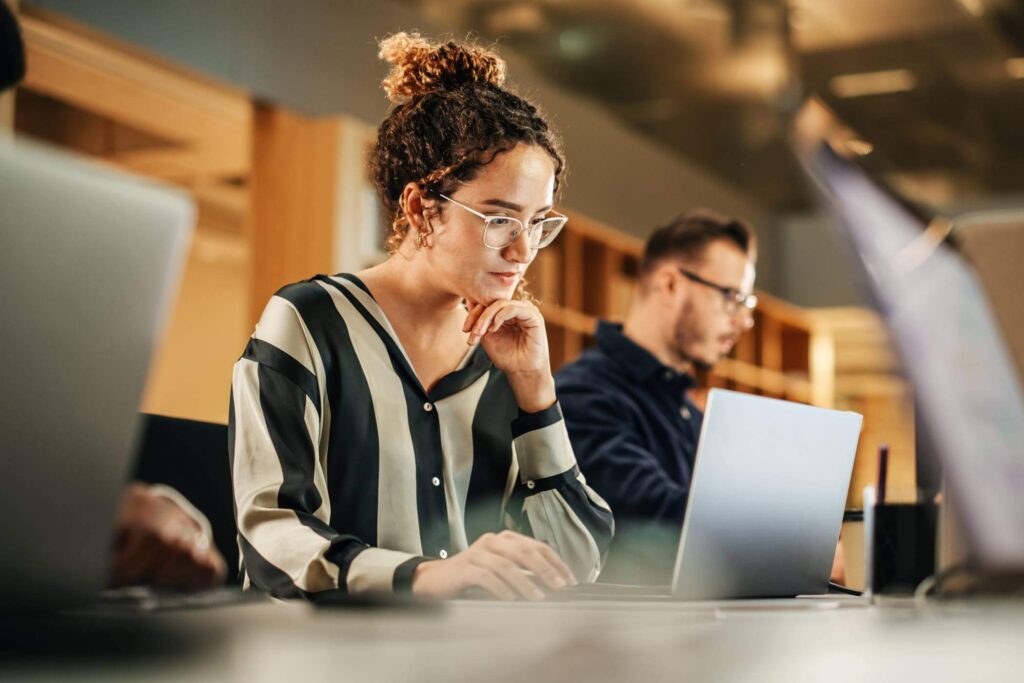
[671,302,714,373]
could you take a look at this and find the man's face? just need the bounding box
[668,240,755,370]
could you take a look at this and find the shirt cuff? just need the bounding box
[511,403,577,482]
[346,548,429,594]
[511,401,563,438]
[393,556,431,594]
[147,483,216,543]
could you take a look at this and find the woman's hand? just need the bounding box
[411,530,576,601]
[464,299,556,412]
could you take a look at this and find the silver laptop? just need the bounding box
[0,136,193,614]
[549,389,861,602]
[671,389,862,600]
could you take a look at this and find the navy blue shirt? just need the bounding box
[555,321,704,583]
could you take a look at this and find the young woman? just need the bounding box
[230,33,612,601]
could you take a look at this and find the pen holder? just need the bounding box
[864,491,937,595]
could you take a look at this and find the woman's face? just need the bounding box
[422,143,556,305]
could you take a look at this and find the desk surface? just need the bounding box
[3,597,1023,682]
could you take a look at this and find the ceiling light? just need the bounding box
[485,3,546,34]
[558,27,605,60]
[1007,57,1024,79]
[830,69,917,98]
[958,0,986,17]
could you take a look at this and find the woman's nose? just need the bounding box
[503,225,534,264]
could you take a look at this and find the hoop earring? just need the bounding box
[418,214,436,249]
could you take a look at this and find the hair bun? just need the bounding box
[378,32,507,104]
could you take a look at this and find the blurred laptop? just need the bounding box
[0,136,193,614]
[953,214,1024,385]
[793,99,1024,577]
[552,389,862,602]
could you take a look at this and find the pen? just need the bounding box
[877,444,889,506]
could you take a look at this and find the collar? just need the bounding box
[595,320,696,389]
[325,273,493,401]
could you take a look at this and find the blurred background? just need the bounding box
[4,0,1024,581]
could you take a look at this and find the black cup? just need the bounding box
[869,503,937,595]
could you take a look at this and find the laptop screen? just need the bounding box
[795,116,1024,572]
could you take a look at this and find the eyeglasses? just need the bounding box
[439,194,567,250]
[677,267,758,316]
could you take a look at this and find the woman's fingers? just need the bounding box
[469,301,537,341]
[472,553,546,601]
[468,301,505,343]
[489,304,536,333]
[534,542,577,586]
[488,531,571,591]
[462,302,486,334]
[465,566,518,601]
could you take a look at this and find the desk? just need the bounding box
[3,597,1023,682]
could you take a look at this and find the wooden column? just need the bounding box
[249,103,340,326]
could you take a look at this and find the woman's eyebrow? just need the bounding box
[481,198,554,213]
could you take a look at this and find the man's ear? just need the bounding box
[652,263,682,303]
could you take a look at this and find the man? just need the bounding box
[556,209,757,584]
[1,2,225,591]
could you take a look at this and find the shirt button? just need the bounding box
[431,476,441,487]
[526,480,535,490]
[663,370,674,380]
[439,549,448,559]
[423,402,434,412]
[680,406,692,420]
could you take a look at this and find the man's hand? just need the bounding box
[831,539,846,585]
[411,530,576,601]
[108,483,227,591]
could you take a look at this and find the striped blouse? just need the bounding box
[229,273,613,598]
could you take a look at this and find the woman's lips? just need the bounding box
[491,272,520,286]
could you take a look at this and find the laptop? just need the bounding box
[0,136,193,615]
[551,389,862,602]
[793,99,1024,575]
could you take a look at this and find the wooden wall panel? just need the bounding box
[249,104,339,326]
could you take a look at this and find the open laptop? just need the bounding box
[0,136,193,614]
[792,100,1024,576]
[551,389,862,602]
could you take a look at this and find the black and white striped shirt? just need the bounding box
[229,274,613,598]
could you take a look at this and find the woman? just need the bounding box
[230,33,613,601]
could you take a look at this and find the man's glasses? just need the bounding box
[677,267,758,316]
[439,194,567,250]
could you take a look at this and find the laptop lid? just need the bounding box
[793,100,1024,573]
[671,389,862,600]
[0,137,193,614]
[953,214,1024,386]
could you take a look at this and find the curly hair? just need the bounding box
[369,32,565,300]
